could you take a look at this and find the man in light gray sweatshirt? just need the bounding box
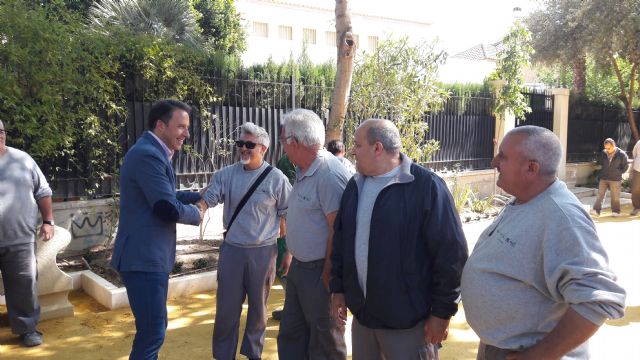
[199,122,291,360]
[0,120,55,347]
[461,126,626,360]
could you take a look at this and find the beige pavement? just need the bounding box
[1,201,638,359]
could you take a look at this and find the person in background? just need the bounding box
[630,139,640,216]
[590,138,629,217]
[327,139,356,174]
[462,126,626,360]
[272,153,296,321]
[0,119,54,347]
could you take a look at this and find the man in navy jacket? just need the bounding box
[330,119,468,360]
[111,99,204,359]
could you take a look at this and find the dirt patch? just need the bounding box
[58,238,222,288]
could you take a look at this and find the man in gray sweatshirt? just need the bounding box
[0,120,55,347]
[199,122,291,360]
[461,126,626,360]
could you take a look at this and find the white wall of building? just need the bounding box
[234,0,537,83]
[235,0,433,65]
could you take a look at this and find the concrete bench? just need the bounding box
[0,226,75,320]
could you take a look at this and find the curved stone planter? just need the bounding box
[69,270,218,310]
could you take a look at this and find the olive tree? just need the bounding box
[347,37,448,162]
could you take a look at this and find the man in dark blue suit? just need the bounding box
[111,99,204,360]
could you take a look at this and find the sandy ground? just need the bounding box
[1,204,639,359]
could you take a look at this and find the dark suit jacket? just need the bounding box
[111,131,201,273]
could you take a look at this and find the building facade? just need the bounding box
[234,0,433,65]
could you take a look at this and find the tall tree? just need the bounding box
[527,0,640,142]
[347,37,447,162]
[584,0,640,143]
[325,0,355,144]
[526,0,588,95]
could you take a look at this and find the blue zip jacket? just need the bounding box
[330,154,468,329]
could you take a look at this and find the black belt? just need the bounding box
[292,257,325,269]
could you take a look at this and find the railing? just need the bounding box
[423,95,496,171]
[567,100,639,163]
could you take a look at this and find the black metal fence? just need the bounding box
[567,99,640,162]
[54,78,574,199]
[516,89,554,130]
[48,75,332,199]
[423,95,496,171]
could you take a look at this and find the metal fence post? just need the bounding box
[291,73,296,110]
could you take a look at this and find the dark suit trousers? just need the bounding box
[120,271,170,360]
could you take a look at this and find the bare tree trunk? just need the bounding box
[611,56,640,142]
[325,0,355,145]
[572,53,586,96]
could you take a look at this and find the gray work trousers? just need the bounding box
[277,257,347,360]
[593,179,622,213]
[212,242,277,360]
[351,317,439,360]
[0,242,40,335]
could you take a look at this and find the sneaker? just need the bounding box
[589,209,600,217]
[631,209,640,216]
[21,331,43,347]
[611,212,621,217]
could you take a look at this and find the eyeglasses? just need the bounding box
[235,140,259,149]
[279,135,294,143]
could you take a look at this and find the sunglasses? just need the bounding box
[235,140,259,149]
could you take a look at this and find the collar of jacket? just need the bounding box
[353,152,415,191]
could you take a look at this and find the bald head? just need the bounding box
[359,119,402,154]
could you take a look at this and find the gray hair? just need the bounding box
[362,119,402,154]
[281,109,325,147]
[603,138,615,146]
[241,122,270,148]
[507,125,562,177]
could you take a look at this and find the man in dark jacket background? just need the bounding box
[590,138,629,217]
[330,119,468,360]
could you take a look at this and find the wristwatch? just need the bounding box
[42,220,55,226]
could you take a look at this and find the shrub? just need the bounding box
[192,258,210,270]
[172,261,184,274]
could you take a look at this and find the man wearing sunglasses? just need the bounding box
[199,122,291,360]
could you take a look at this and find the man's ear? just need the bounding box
[374,141,384,154]
[154,119,164,132]
[528,160,540,174]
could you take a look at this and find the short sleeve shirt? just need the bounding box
[286,150,351,261]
